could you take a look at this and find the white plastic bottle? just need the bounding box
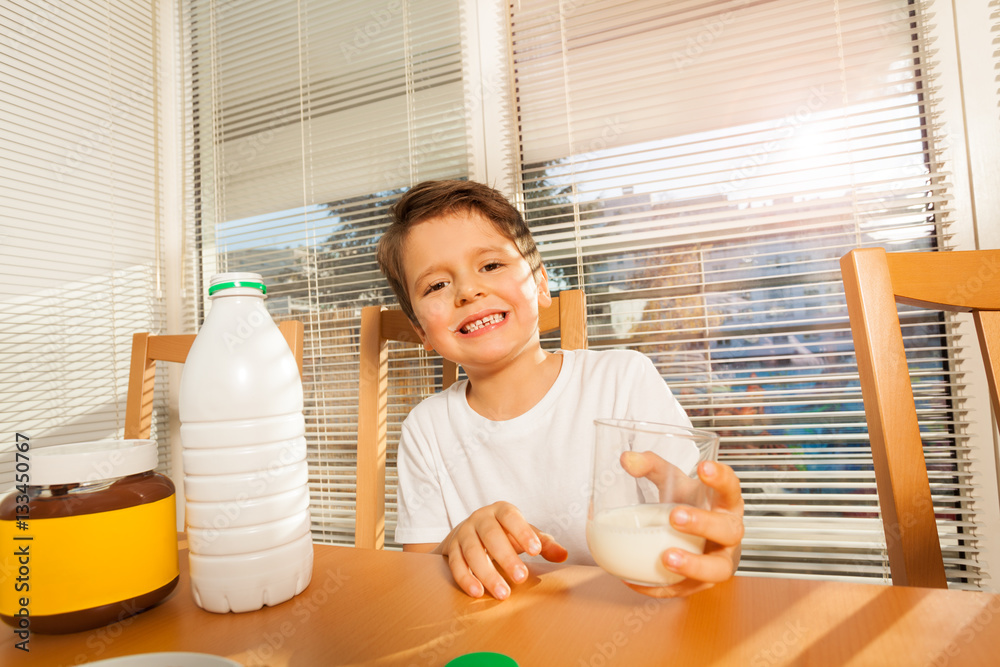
[178,272,313,613]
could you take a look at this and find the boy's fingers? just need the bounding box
[534,530,569,563]
[445,547,485,598]
[699,461,744,512]
[494,505,543,557]
[458,530,515,600]
[669,504,744,547]
[444,503,567,600]
[621,451,700,496]
[621,456,743,512]
[476,526,528,596]
[623,549,733,599]
[620,451,672,486]
[614,463,744,601]
[493,504,540,574]
[466,503,540,598]
[661,547,736,584]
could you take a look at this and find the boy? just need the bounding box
[376,180,744,601]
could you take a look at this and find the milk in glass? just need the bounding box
[586,503,706,586]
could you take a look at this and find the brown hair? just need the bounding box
[377,180,543,324]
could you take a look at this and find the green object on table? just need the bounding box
[445,652,518,666]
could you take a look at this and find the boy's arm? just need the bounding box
[394,416,454,549]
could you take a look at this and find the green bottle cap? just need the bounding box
[208,280,267,296]
[445,653,518,667]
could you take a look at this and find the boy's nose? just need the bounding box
[454,278,485,305]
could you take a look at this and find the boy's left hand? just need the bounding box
[623,458,744,599]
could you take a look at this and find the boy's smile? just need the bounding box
[454,310,506,335]
[402,210,551,378]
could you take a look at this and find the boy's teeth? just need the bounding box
[462,313,504,333]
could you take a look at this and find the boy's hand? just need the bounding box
[437,502,568,600]
[621,456,744,599]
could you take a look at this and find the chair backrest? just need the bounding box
[356,289,587,549]
[840,247,1000,588]
[125,320,304,439]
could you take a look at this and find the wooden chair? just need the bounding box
[356,289,588,549]
[840,247,1000,588]
[124,320,304,439]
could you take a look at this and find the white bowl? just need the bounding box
[85,652,242,666]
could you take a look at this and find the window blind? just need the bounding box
[0,0,168,488]
[994,0,1000,110]
[182,0,470,545]
[511,0,984,588]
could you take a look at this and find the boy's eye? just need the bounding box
[483,261,504,272]
[424,281,446,295]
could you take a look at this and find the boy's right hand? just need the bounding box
[436,502,568,600]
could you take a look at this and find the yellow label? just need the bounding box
[0,496,178,617]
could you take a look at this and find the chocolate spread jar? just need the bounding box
[0,440,179,634]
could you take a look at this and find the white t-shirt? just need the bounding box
[393,348,691,565]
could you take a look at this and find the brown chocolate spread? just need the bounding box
[0,471,179,634]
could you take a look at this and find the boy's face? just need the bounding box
[402,210,551,374]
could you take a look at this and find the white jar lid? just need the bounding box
[29,439,159,486]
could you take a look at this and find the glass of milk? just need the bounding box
[586,419,719,587]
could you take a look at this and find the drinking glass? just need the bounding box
[586,419,719,586]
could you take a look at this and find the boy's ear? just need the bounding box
[536,264,553,308]
[412,323,435,352]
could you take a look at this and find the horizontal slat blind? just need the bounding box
[0,1,168,488]
[197,0,468,223]
[513,0,984,588]
[182,0,469,545]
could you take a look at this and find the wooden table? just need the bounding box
[3,542,999,666]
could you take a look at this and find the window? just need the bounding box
[0,1,167,485]
[0,0,990,587]
[181,0,992,586]
[510,0,983,587]
[182,0,469,543]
